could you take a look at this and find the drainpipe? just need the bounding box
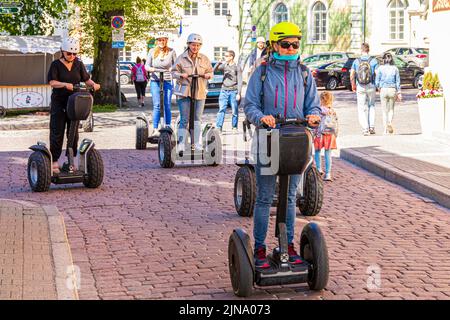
[362,0,367,44]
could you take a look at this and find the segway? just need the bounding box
[234,119,323,217]
[228,117,329,297]
[136,70,167,149]
[27,84,104,192]
[158,73,222,168]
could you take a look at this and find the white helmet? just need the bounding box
[256,36,266,44]
[155,31,170,40]
[61,37,80,54]
[187,33,203,44]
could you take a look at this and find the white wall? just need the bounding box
[172,1,239,62]
[428,8,450,132]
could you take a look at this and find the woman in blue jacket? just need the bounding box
[375,52,401,135]
[244,22,321,269]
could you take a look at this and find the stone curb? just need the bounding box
[41,205,79,300]
[0,120,49,131]
[340,148,450,210]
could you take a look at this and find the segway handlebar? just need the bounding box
[151,68,167,73]
[260,115,320,129]
[73,83,95,93]
[188,74,206,79]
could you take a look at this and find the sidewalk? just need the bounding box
[0,199,78,300]
[339,131,450,210]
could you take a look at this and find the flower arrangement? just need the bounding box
[417,72,443,99]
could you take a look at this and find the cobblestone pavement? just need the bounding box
[1,88,450,300]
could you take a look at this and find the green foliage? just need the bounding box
[73,0,183,57]
[0,0,67,35]
[93,104,117,113]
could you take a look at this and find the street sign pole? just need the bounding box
[111,16,125,108]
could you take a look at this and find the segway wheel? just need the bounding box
[234,166,256,217]
[27,151,51,192]
[83,111,94,132]
[158,131,175,168]
[83,148,104,188]
[300,223,329,291]
[297,166,323,216]
[135,118,148,150]
[228,232,253,297]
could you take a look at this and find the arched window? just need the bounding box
[311,1,327,43]
[389,0,406,40]
[274,3,288,24]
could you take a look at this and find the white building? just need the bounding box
[117,0,240,63]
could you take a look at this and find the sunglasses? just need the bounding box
[64,52,77,56]
[278,41,300,49]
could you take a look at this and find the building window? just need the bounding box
[311,1,327,43]
[214,47,228,61]
[389,0,406,41]
[119,47,132,61]
[184,1,198,16]
[273,3,288,24]
[214,0,228,16]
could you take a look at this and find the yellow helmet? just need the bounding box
[269,22,302,43]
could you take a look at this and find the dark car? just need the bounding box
[341,56,424,90]
[84,61,135,85]
[310,60,347,90]
[205,61,224,106]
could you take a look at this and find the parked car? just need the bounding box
[310,60,347,90]
[84,62,134,85]
[205,61,224,106]
[385,47,429,68]
[302,52,353,66]
[341,55,424,90]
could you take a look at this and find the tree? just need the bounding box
[0,0,67,35]
[73,0,183,105]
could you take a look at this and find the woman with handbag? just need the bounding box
[145,31,177,138]
[171,33,213,153]
[375,52,401,135]
[313,91,338,182]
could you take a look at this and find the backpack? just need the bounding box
[259,56,308,106]
[322,111,339,136]
[356,57,373,85]
[135,65,146,82]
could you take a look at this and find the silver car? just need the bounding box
[385,47,429,68]
[302,52,354,66]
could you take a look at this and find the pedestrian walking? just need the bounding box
[244,22,321,269]
[313,91,338,181]
[248,36,267,76]
[350,43,379,136]
[146,31,177,138]
[131,57,148,108]
[375,52,402,135]
[214,50,243,133]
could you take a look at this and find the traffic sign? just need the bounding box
[112,41,125,49]
[0,7,20,14]
[111,16,125,29]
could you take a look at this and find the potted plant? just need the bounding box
[416,72,445,136]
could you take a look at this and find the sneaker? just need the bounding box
[288,244,303,265]
[363,129,370,136]
[232,127,238,134]
[324,173,333,181]
[52,162,60,174]
[254,247,270,269]
[150,129,160,138]
[387,124,394,134]
[369,127,376,135]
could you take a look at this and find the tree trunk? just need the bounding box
[91,9,123,105]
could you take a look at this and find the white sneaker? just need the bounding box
[232,128,238,134]
[324,173,333,181]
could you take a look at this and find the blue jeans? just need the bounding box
[253,164,301,250]
[314,149,332,175]
[216,90,239,129]
[177,97,206,145]
[150,81,173,128]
